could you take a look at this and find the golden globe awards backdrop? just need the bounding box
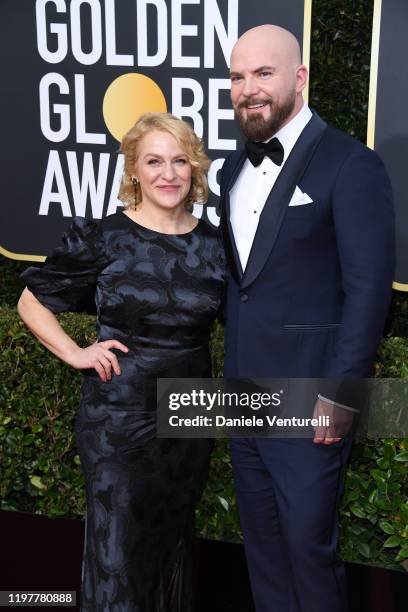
[0,0,310,262]
[368,0,407,289]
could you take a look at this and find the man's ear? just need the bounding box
[296,65,309,93]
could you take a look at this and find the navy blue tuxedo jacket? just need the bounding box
[220,113,395,379]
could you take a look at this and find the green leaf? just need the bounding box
[383,444,396,459]
[22,434,35,446]
[379,520,395,535]
[29,476,47,490]
[394,451,408,463]
[400,503,408,523]
[357,541,371,558]
[395,546,408,561]
[350,524,365,536]
[370,469,387,482]
[383,536,401,548]
[217,496,229,512]
[350,504,366,519]
[368,489,378,504]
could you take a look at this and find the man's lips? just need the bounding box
[238,99,272,113]
[245,102,269,112]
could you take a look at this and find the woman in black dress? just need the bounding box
[18,112,226,611]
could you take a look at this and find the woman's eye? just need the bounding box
[147,159,160,165]
[175,158,187,165]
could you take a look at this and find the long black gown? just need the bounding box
[21,211,227,612]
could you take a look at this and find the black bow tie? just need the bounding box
[245,137,284,167]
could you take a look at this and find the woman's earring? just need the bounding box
[132,177,139,210]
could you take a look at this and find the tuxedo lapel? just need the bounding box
[241,113,328,290]
[220,149,246,283]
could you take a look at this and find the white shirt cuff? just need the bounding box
[317,394,360,413]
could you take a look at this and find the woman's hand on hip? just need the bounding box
[67,340,129,382]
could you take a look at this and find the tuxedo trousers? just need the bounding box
[230,437,353,612]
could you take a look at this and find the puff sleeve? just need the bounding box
[20,217,107,315]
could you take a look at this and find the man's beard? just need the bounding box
[235,91,296,141]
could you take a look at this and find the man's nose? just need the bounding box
[242,76,259,97]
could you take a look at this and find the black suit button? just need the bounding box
[241,294,249,302]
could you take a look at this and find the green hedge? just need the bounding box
[1,308,408,571]
[1,0,408,574]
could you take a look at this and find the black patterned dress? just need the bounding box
[21,211,226,612]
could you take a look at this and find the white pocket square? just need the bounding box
[288,186,314,206]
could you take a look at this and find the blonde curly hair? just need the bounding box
[118,112,211,210]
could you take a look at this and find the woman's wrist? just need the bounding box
[57,341,83,366]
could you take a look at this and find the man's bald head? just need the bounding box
[230,24,308,141]
[231,25,302,68]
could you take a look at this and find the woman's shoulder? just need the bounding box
[195,217,226,267]
[94,210,130,232]
[67,210,132,242]
[52,215,104,253]
[196,218,224,251]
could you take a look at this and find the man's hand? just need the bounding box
[313,396,354,445]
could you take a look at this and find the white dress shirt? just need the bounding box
[230,103,313,270]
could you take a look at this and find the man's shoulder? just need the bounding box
[319,122,390,190]
[322,122,376,160]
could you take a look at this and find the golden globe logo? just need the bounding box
[103,74,167,143]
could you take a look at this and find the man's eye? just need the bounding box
[259,72,272,78]
[230,76,242,83]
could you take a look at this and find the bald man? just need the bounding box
[220,25,394,612]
